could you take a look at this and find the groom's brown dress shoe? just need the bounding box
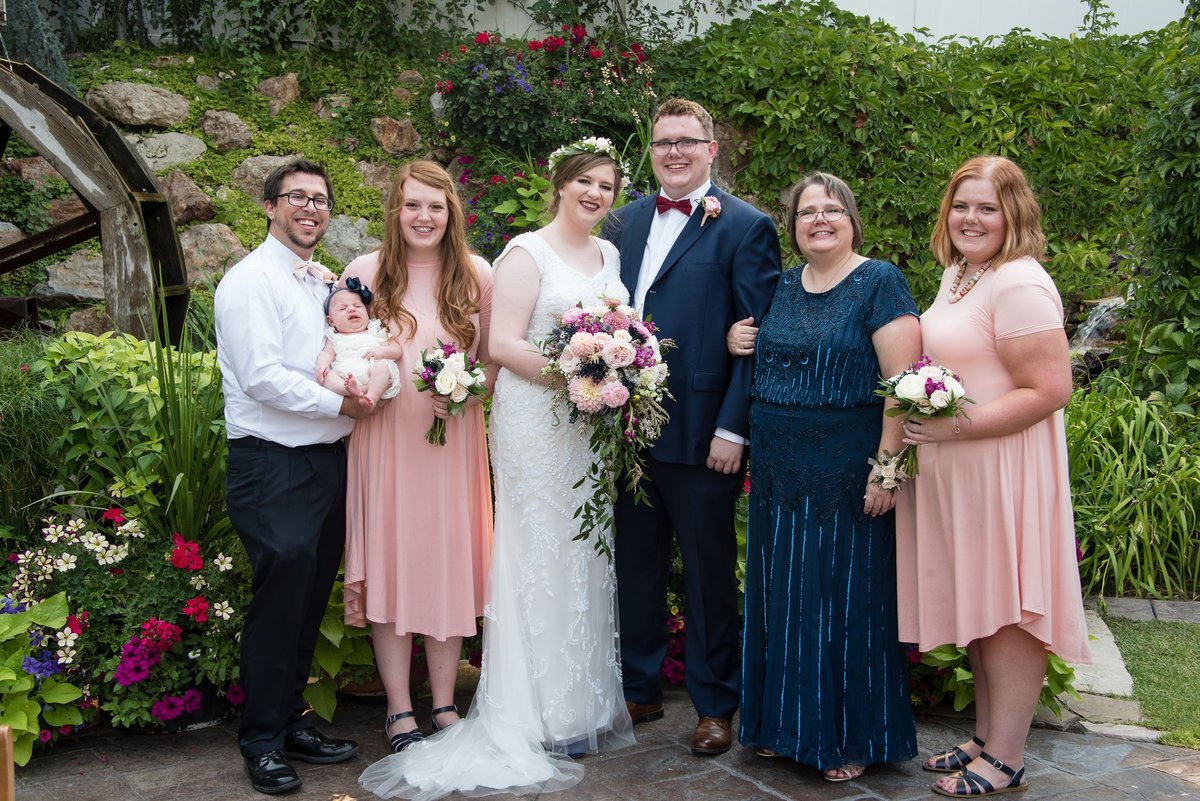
[625,700,665,724]
[691,716,733,755]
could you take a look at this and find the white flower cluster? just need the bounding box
[430,350,480,404]
[891,364,966,412]
[546,136,631,183]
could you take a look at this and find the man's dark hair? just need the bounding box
[262,159,335,205]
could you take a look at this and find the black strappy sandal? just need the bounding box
[931,751,1028,797]
[385,711,425,753]
[924,736,986,773]
[430,704,460,732]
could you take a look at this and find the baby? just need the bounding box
[316,278,403,408]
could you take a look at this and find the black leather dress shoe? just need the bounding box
[244,750,302,795]
[284,727,360,764]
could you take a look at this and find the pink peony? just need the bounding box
[600,381,630,408]
[561,307,588,326]
[568,331,599,357]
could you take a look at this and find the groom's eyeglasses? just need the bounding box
[648,138,712,155]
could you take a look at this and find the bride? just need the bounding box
[359,138,635,800]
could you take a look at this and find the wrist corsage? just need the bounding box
[868,448,910,492]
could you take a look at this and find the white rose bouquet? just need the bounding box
[875,354,972,480]
[540,297,674,558]
[412,341,488,445]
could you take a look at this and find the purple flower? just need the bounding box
[181,687,204,713]
[0,596,24,614]
[151,695,185,721]
[457,155,475,165]
[22,651,61,679]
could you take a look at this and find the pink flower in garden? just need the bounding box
[661,658,684,684]
[141,618,182,650]
[588,47,603,59]
[182,687,204,713]
[600,381,630,409]
[59,725,73,735]
[473,31,491,46]
[101,507,125,526]
[226,683,246,706]
[38,729,52,743]
[151,696,185,722]
[182,596,209,623]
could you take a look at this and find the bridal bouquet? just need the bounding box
[876,355,972,478]
[412,341,488,445]
[541,297,673,558]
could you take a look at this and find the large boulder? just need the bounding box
[180,223,248,283]
[66,306,115,336]
[358,161,395,201]
[0,221,25,248]
[397,69,423,85]
[127,132,207,171]
[199,109,253,152]
[85,82,189,128]
[36,249,105,307]
[4,156,62,186]
[257,73,301,116]
[232,154,302,199]
[195,74,221,92]
[322,215,381,266]
[370,116,421,156]
[161,170,215,224]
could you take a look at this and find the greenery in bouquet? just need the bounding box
[435,25,658,156]
[5,507,248,729]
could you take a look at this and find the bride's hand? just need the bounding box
[727,317,758,356]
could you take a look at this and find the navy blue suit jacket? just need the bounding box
[603,186,782,465]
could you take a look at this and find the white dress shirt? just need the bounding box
[632,181,712,313]
[214,234,354,447]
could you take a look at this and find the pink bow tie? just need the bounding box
[293,259,336,284]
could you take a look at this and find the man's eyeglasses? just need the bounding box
[275,192,334,212]
[794,208,848,224]
[648,138,712,155]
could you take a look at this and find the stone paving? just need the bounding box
[15,602,1200,801]
[14,685,1200,801]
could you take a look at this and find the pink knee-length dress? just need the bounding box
[341,252,493,639]
[896,257,1090,663]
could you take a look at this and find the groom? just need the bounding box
[603,98,781,755]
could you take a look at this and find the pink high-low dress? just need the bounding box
[896,257,1090,663]
[341,252,494,640]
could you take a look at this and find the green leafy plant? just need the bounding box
[5,507,247,730]
[0,592,88,766]
[34,330,232,553]
[915,645,1078,715]
[1065,381,1200,598]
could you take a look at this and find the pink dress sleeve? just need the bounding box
[992,258,1065,341]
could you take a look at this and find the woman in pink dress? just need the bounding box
[895,156,1089,798]
[341,161,496,753]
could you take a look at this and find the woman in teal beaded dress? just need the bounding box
[728,173,921,782]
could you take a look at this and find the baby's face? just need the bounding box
[326,291,369,333]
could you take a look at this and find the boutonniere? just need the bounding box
[700,196,722,227]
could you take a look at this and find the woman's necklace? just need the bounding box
[805,252,856,294]
[947,259,991,303]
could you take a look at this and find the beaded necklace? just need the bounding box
[947,259,991,304]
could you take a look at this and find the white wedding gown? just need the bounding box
[359,232,635,800]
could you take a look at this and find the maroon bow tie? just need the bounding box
[656,196,693,215]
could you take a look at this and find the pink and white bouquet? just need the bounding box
[876,354,972,479]
[541,297,673,557]
[412,340,488,445]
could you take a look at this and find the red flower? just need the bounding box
[109,567,124,575]
[182,596,209,623]
[6,553,17,563]
[19,363,30,373]
[101,507,125,526]
[570,24,587,43]
[631,42,645,63]
[473,31,491,46]
[588,47,603,59]
[527,40,543,50]
[466,214,478,225]
[170,533,203,571]
[543,35,565,53]
[435,80,453,94]
[458,44,468,53]
[66,615,85,634]
[490,175,507,185]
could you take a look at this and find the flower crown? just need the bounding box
[547,137,630,183]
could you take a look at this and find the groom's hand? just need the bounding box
[706,437,744,474]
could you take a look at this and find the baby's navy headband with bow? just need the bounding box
[324,277,374,314]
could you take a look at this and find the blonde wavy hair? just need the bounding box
[931,155,1046,268]
[374,161,482,348]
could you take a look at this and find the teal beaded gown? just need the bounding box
[739,259,918,769]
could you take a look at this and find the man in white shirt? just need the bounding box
[215,159,380,795]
